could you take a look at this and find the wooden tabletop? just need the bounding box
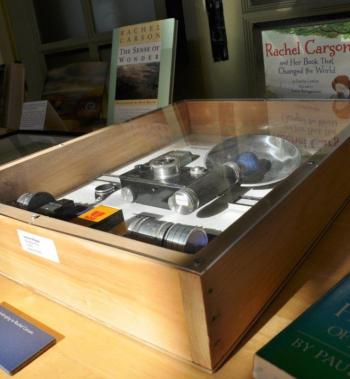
[1,201,350,379]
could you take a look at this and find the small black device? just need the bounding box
[205,0,229,61]
[16,192,81,220]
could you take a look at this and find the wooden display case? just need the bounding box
[0,100,349,372]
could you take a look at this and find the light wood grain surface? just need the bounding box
[1,200,350,379]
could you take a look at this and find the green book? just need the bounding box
[254,274,350,378]
[107,18,177,125]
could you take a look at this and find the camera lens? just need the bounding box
[168,188,200,215]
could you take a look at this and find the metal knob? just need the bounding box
[121,186,135,203]
[189,166,207,178]
[150,156,179,179]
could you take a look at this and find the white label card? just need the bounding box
[17,229,60,263]
[19,101,47,130]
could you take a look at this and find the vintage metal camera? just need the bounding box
[118,150,240,214]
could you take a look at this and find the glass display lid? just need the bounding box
[1,99,350,269]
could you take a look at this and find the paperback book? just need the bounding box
[107,18,177,124]
[254,274,350,378]
[0,304,55,375]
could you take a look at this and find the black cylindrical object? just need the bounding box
[16,192,55,211]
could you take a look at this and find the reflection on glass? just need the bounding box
[91,0,156,33]
[0,133,72,165]
[264,100,348,159]
[34,0,87,43]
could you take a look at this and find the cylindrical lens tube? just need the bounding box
[128,216,173,246]
[127,216,208,253]
[163,223,208,254]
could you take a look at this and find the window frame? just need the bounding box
[4,0,167,99]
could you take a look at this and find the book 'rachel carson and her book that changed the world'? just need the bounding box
[254,274,350,378]
[262,20,350,99]
[107,18,177,124]
[0,304,56,375]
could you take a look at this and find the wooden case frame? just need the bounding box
[0,100,349,372]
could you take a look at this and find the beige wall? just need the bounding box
[182,0,247,99]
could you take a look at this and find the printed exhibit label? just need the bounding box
[19,101,47,130]
[17,229,60,263]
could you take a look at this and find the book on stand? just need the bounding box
[42,62,108,130]
[107,18,177,125]
[254,274,350,379]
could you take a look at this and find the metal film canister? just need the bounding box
[163,223,208,254]
[127,216,173,246]
[127,216,208,253]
